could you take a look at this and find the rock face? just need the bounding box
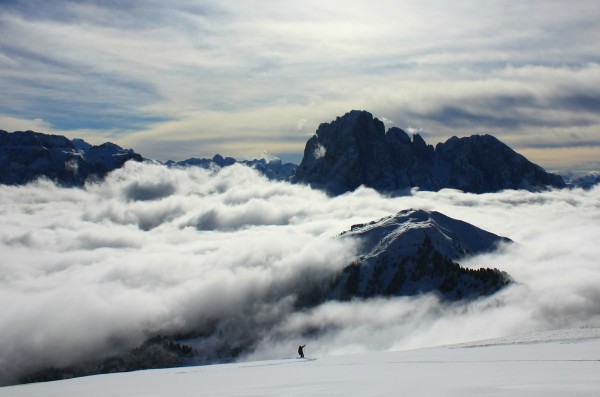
[0,130,143,186]
[434,135,565,193]
[329,209,512,301]
[293,110,399,194]
[293,110,566,195]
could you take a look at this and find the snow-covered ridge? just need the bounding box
[330,209,512,300]
[343,209,511,260]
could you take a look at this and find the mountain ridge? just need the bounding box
[0,110,572,191]
[166,154,297,181]
[0,130,143,186]
[0,111,570,191]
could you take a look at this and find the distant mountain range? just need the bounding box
[0,130,298,186]
[1,111,589,193]
[166,154,297,181]
[562,171,600,190]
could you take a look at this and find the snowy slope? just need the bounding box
[342,209,510,260]
[2,328,598,397]
[329,209,511,300]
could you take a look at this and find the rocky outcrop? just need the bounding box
[330,209,512,300]
[0,130,143,186]
[293,110,566,195]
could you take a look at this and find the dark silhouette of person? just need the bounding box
[298,344,306,358]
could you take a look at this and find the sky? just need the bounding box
[0,0,599,170]
[1,162,599,384]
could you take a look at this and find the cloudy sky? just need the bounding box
[1,0,599,170]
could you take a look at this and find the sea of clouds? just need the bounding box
[1,161,599,384]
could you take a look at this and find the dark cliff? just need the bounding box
[293,110,565,195]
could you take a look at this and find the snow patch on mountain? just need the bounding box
[344,209,510,260]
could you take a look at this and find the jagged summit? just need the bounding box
[294,110,566,195]
[330,209,512,300]
[294,110,399,194]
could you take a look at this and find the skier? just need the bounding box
[298,344,306,358]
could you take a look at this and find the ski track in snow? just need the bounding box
[2,328,599,397]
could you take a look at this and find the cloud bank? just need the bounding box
[1,162,599,383]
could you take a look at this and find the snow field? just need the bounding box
[2,328,599,397]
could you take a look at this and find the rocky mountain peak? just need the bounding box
[385,127,411,145]
[293,110,397,195]
[294,110,566,195]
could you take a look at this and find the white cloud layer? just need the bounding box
[0,162,599,383]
